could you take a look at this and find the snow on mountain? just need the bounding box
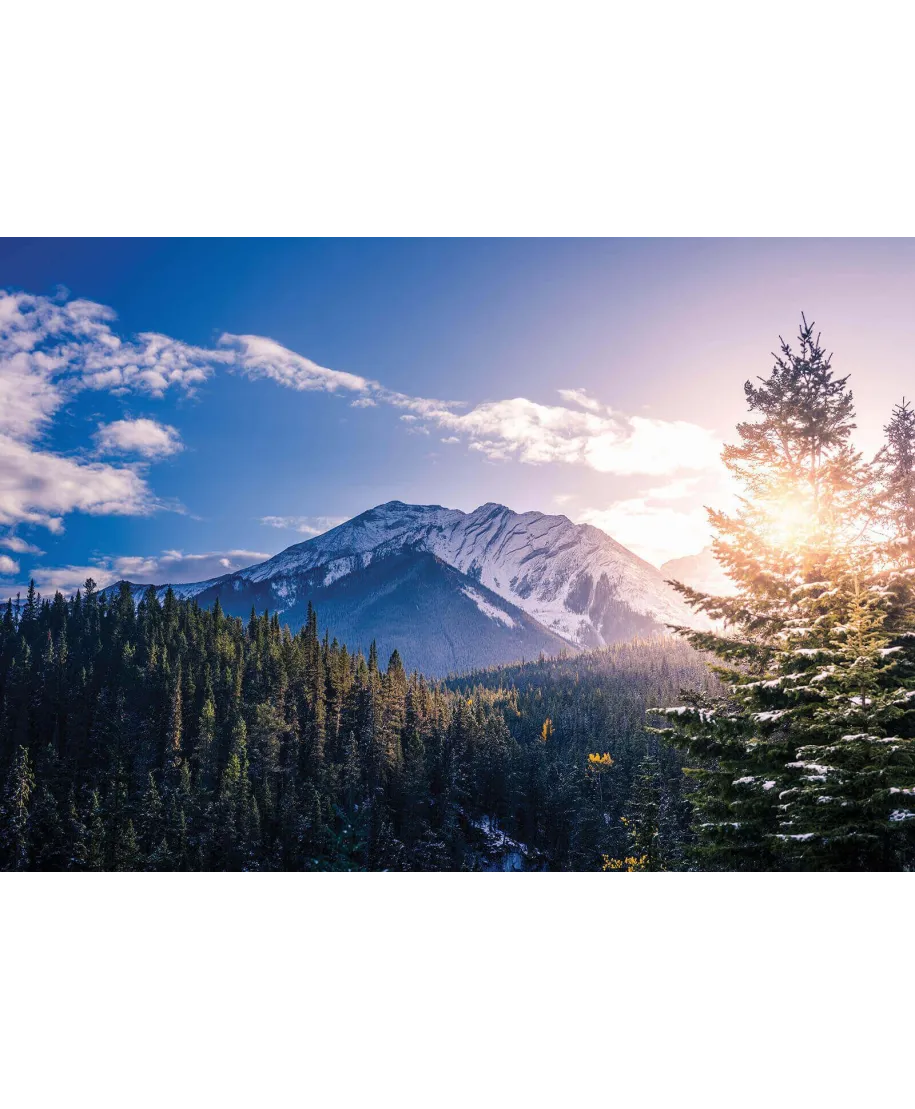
[120,501,703,649]
[242,500,701,645]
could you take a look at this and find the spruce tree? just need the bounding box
[0,746,35,869]
[625,756,665,871]
[875,398,915,569]
[661,317,915,870]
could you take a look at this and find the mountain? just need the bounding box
[199,548,570,676]
[106,500,704,673]
[660,546,736,596]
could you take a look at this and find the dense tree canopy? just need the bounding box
[0,577,708,871]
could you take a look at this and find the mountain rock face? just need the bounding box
[109,501,703,674]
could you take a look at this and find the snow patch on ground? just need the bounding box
[471,815,527,871]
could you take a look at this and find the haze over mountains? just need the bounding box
[660,547,736,597]
[104,501,707,675]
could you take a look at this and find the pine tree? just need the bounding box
[139,772,165,853]
[0,746,35,869]
[195,696,218,793]
[771,574,915,868]
[875,398,915,569]
[66,790,90,871]
[29,784,67,870]
[114,819,142,871]
[85,790,106,870]
[661,317,915,870]
[625,756,665,871]
[163,668,183,788]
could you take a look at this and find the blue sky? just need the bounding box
[4,237,915,595]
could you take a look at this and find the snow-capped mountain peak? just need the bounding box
[106,501,704,670]
[208,500,701,648]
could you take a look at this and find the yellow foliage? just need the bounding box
[540,718,554,743]
[587,752,614,769]
[601,854,649,872]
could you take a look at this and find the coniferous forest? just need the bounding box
[0,579,710,871]
[5,316,915,871]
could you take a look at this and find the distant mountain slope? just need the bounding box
[197,549,571,675]
[104,499,705,672]
[660,546,736,597]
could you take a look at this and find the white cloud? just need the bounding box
[578,472,735,566]
[0,291,221,422]
[582,416,721,476]
[557,387,603,412]
[10,548,275,597]
[110,549,272,583]
[0,434,155,530]
[0,289,215,532]
[0,555,20,575]
[419,396,721,476]
[15,565,113,594]
[0,349,64,441]
[638,476,702,500]
[220,334,370,394]
[95,418,183,459]
[223,333,722,479]
[260,515,349,536]
[0,535,44,555]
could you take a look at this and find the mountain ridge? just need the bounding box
[101,499,703,673]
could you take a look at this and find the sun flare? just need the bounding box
[762,491,816,551]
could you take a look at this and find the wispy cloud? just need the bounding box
[0,535,44,555]
[218,325,721,478]
[221,334,370,394]
[557,387,603,412]
[110,549,271,582]
[260,515,349,536]
[95,418,183,459]
[9,547,274,596]
[0,555,20,576]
